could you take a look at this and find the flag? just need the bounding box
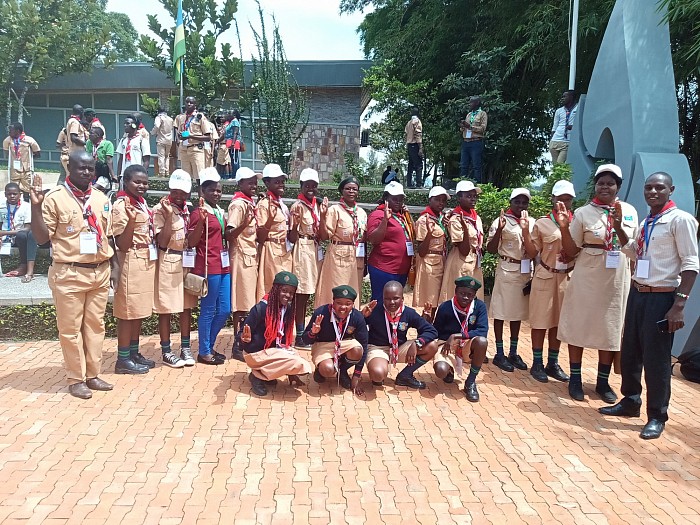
[173,0,186,83]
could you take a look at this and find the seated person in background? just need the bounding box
[0,182,42,282]
[427,276,488,402]
[240,271,313,397]
[303,285,368,395]
[364,280,438,389]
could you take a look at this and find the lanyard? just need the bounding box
[564,107,572,139]
[469,109,481,124]
[384,305,404,365]
[134,199,155,243]
[330,306,350,376]
[392,213,411,242]
[64,184,93,228]
[183,113,196,131]
[204,203,226,249]
[277,306,287,347]
[6,202,18,230]
[340,201,359,246]
[451,298,474,338]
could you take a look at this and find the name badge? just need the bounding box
[466,130,473,139]
[285,240,294,253]
[520,258,532,274]
[221,250,230,268]
[605,251,621,269]
[80,232,98,254]
[182,249,196,268]
[13,160,22,170]
[182,139,190,147]
[406,241,415,256]
[149,244,158,261]
[477,251,482,268]
[0,242,12,255]
[555,259,568,271]
[317,246,324,262]
[636,258,650,279]
[356,242,366,258]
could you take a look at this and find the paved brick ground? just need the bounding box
[1,325,700,524]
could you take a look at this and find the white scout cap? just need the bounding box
[299,168,320,183]
[384,181,405,196]
[551,180,576,197]
[595,163,623,181]
[198,167,221,184]
[510,187,531,200]
[235,167,258,182]
[262,163,287,179]
[169,169,192,193]
[428,186,449,199]
[455,180,482,194]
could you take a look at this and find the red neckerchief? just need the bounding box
[262,294,295,348]
[590,197,619,250]
[453,205,482,246]
[329,304,349,375]
[339,199,359,246]
[124,134,137,161]
[69,115,81,122]
[637,200,676,256]
[233,191,257,228]
[549,208,572,225]
[11,133,25,158]
[169,198,190,230]
[385,304,404,365]
[138,122,145,129]
[92,118,102,126]
[420,206,448,251]
[66,176,103,247]
[451,296,473,358]
[504,208,520,221]
[116,190,154,241]
[297,193,319,231]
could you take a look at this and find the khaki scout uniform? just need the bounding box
[151,114,174,176]
[290,199,320,295]
[228,197,258,312]
[66,117,89,153]
[112,198,156,320]
[3,135,40,193]
[255,196,292,299]
[152,202,187,314]
[439,213,484,303]
[412,213,447,307]
[43,185,114,385]
[56,129,69,176]
[174,111,211,180]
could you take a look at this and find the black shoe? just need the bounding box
[264,379,278,387]
[530,363,548,383]
[86,377,113,391]
[230,342,245,362]
[338,368,352,390]
[395,374,426,390]
[132,352,155,369]
[507,353,528,370]
[69,382,93,399]
[295,335,310,349]
[545,362,570,382]
[197,354,223,365]
[598,401,641,417]
[464,381,479,402]
[115,358,149,374]
[493,354,514,372]
[372,380,384,387]
[595,384,618,404]
[568,381,585,401]
[640,419,665,440]
[212,351,226,362]
[313,368,326,384]
[249,373,268,396]
[442,370,455,384]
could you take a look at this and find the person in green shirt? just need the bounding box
[86,127,115,183]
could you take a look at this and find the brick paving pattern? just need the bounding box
[1,325,700,524]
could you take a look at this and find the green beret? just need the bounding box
[332,285,357,301]
[455,276,482,290]
[273,271,299,288]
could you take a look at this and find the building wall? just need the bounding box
[291,123,360,181]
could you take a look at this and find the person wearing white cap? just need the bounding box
[521,180,576,384]
[439,180,485,304]
[485,187,535,373]
[227,166,260,360]
[187,168,231,365]
[152,169,195,369]
[557,164,638,403]
[256,163,293,299]
[366,181,415,301]
[412,186,450,309]
[289,168,329,346]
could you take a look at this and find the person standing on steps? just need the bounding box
[405,107,423,188]
[459,96,487,183]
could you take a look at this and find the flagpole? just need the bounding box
[179,57,184,110]
[569,0,579,90]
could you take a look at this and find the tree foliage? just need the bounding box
[139,0,242,113]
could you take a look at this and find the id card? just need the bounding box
[356,242,366,258]
[0,242,11,255]
[520,258,532,274]
[285,240,294,253]
[605,251,621,269]
[636,259,650,279]
[406,241,415,256]
[182,249,196,268]
[555,259,568,271]
[220,250,230,268]
[465,130,473,139]
[79,232,98,254]
[149,244,158,261]
[477,252,482,268]
[317,246,324,262]
[182,139,190,147]
[13,160,21,171]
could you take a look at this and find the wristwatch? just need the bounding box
[415,339,424,349]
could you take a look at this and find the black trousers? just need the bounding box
[406,143,422,186]
[620,287,675,422]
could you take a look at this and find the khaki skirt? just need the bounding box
[231,249,258,312]
[153,251,184,315]
[114,248,155,320]
[292,238,319,295]
[489,261,530,321]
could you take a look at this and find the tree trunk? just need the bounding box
[16,60,34,125]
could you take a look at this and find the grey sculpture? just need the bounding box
[568,0,698,357]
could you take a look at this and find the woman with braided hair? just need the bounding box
[240,271,313,396]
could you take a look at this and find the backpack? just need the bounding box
[676,347,700,384]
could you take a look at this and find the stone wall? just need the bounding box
[290,123,361,181]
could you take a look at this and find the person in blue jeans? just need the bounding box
[459,97,488,183]
[186,169,231,365]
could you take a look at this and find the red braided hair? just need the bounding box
[263,284,297,348]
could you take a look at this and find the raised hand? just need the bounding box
[199,197,209,219]
[554,201,570,228]
[320,197,329,215]
[240,324,252,343]
[384,201,391,221]
[498,209,506,230]
[29,175,44,206]
[427,218,437,237]
[160,196,173,214]
[520,210,529,230]
[244,205,255,226]
[612,201,623,227]
[310,314,324,335]
[361,300,378,318]
[125,204,139,222]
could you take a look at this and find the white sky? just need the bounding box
[107,0,367,61]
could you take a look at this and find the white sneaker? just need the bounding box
[180,347,196,367]
[163,352,185,368]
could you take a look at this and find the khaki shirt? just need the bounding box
[488,215,535,271]
[153,202,187,251]
[66,117,89,152]
[447,212,483,264]
[324,204,367,244]
[227,197,257,257]
[151,114,174,145]
[463,110,487,139]
[112,197,153,248]
[42,185,114,264]
[255,196,289,243]
[531,215,574,278]
[415,213,447,266]
[405,117,422,144]
[290,200,319,239]
[3,135,40,174]
[174,112,211,148]
[56,129,69,155]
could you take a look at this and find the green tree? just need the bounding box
[139,0,242,113]
[242,1,309,174]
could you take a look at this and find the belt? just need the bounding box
[265,238,287,244]
[582,243,607,249]
[540,261,574,274]
[632,281,675,293]
[297,234,316,240]
[59,260,109,269]
[427,250,445,256]
[133,243,151,249]
[500,255,521,264]
[331,240,355,246]
[158,246,183,255]
[464,137,483,142]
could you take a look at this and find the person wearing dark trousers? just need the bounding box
[600,172,698,440]
[459,96,487,183]
[405,107,423,188]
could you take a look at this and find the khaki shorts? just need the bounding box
[367,341,415,364]
[311,339,363,366]
[433,338,474,369]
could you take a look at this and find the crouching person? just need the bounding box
[429,276,488,402]
[240,271,313,396]
[303,285,368,395]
